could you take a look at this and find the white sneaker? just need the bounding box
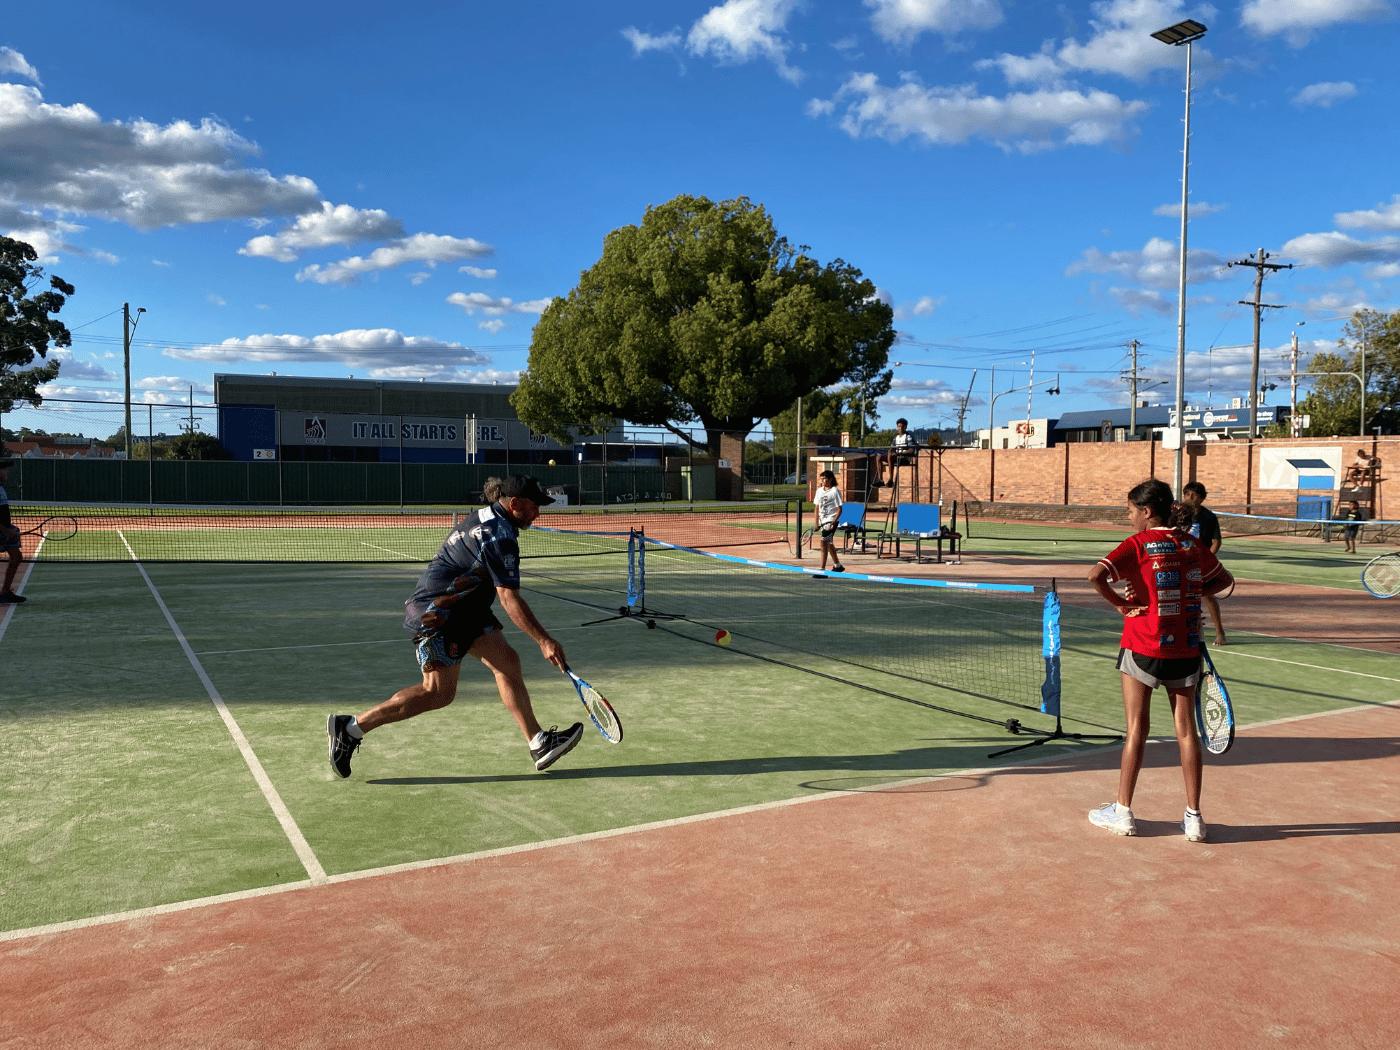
[1088,802,1136,836]
[1183,811,1208,842]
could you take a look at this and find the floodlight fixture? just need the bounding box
[1151,19,1207,46]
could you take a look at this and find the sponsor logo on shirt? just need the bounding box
[1158,602,1181,617]
[1158,588,1181,600]
[1186,602,1201,615]
[1187,632,1200,647]
[1186,568,1202,581]
[1145,541,1176,555]
[1159,634,1176,647]
[1155,571,1180,586]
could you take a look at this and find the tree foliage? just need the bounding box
[0,236,74,413]
[1298,308,1400,436]
[511,195,895,454]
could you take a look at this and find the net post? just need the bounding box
[794,498,803,559]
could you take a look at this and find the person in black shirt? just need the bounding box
[1338,499,1366,553]
[327,475,583,778]
[0,459,25,604]
[1182,482,1225,645]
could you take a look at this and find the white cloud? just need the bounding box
[893,295,945,319]
[1153,200,1228,218]
[1067,236,1230,288]
[409,271,431,286]
[459,265,498,279]
[0,47,40,84]
[1281,230,1400,268]
[478,319,508,334]
[1335,195,1400,232]
[1291,81,1357,107]
[50,351,115,382]
[239,202,403,262]
[163,329,492,378]
[622,26,682,54]
[865,0,1003,44]
[687,0,804,84]
[1241,0,1394,45]
[447,292,552,316]
[295,233,493,285]
[814,73,1148,153]
[152,259,171,267]
[207,294,227,306]
[976,0,1219,86]
[0,83,321,235]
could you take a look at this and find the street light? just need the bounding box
[1152,17,1207,496]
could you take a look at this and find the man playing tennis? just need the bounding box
[327,474,583,777]
[0,459,25,605]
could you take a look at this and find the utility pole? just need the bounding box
[1024,350,1035,447]
[1228,248,1290,438]
[955,369,977,447]
[122,303,146,459]
[1290,330,1299,436]
[1126,339,1141,436]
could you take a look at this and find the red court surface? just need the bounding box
[4,701,1397,1049]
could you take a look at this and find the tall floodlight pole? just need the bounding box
[1152,18,1207,496]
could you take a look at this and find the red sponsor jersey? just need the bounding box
[1098,527,1225,658]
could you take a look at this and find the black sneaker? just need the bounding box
[0,592,26,604]
[833,564,846,572]
[531,723,584,771]
[327,714,360,778]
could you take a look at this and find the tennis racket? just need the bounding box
[1361,552,1400,598]
[563,664,623,743]
[19,516,78,541]
[1195,645,1235,755]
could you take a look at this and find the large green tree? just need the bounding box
[1298,308,1399,436]
[0,236,74,413]
[511,195,895,454]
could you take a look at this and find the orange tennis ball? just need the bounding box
[715,630,731,647]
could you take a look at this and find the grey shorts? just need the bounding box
[1117,648,1201,690]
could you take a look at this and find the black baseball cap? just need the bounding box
[497,474,555,506]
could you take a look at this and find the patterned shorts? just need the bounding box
[414,611,503,671]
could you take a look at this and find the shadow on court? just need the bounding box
[1128,818,1400,841]
[364,729,1400,787]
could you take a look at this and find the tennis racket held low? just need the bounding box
[1195,644,1235,755]
[563,664,623,743]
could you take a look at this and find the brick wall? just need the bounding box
[919,435,1394,516]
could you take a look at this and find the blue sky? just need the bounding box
[3,0,1397,440]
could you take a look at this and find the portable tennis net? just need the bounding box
[8,501,796,563]
[521,531,1069,729]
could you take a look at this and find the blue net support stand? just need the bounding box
[580,528,685,628]
[987,581,1124,759]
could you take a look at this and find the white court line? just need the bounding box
[115,530,326,884]
[197,638,403,656]
[6,694,1396,946]
[358,541,420,558]
[0,545,40,643]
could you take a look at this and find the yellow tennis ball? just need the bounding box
[715,630,731,647]
[548,459,556,466]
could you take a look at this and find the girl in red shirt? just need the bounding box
[1086,479,1233,842]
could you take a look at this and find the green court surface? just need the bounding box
[2,554,1396,936]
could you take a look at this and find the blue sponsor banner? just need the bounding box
[1040,591,1062,717]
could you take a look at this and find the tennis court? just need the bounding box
[3,502,1397,1047]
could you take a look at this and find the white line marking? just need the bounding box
[197,639,403,656]
[1205,648,1400,684]
[358,541,420,559]
[116,531,327,884]
[0,547,39,642]
[6,696,1394,945]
